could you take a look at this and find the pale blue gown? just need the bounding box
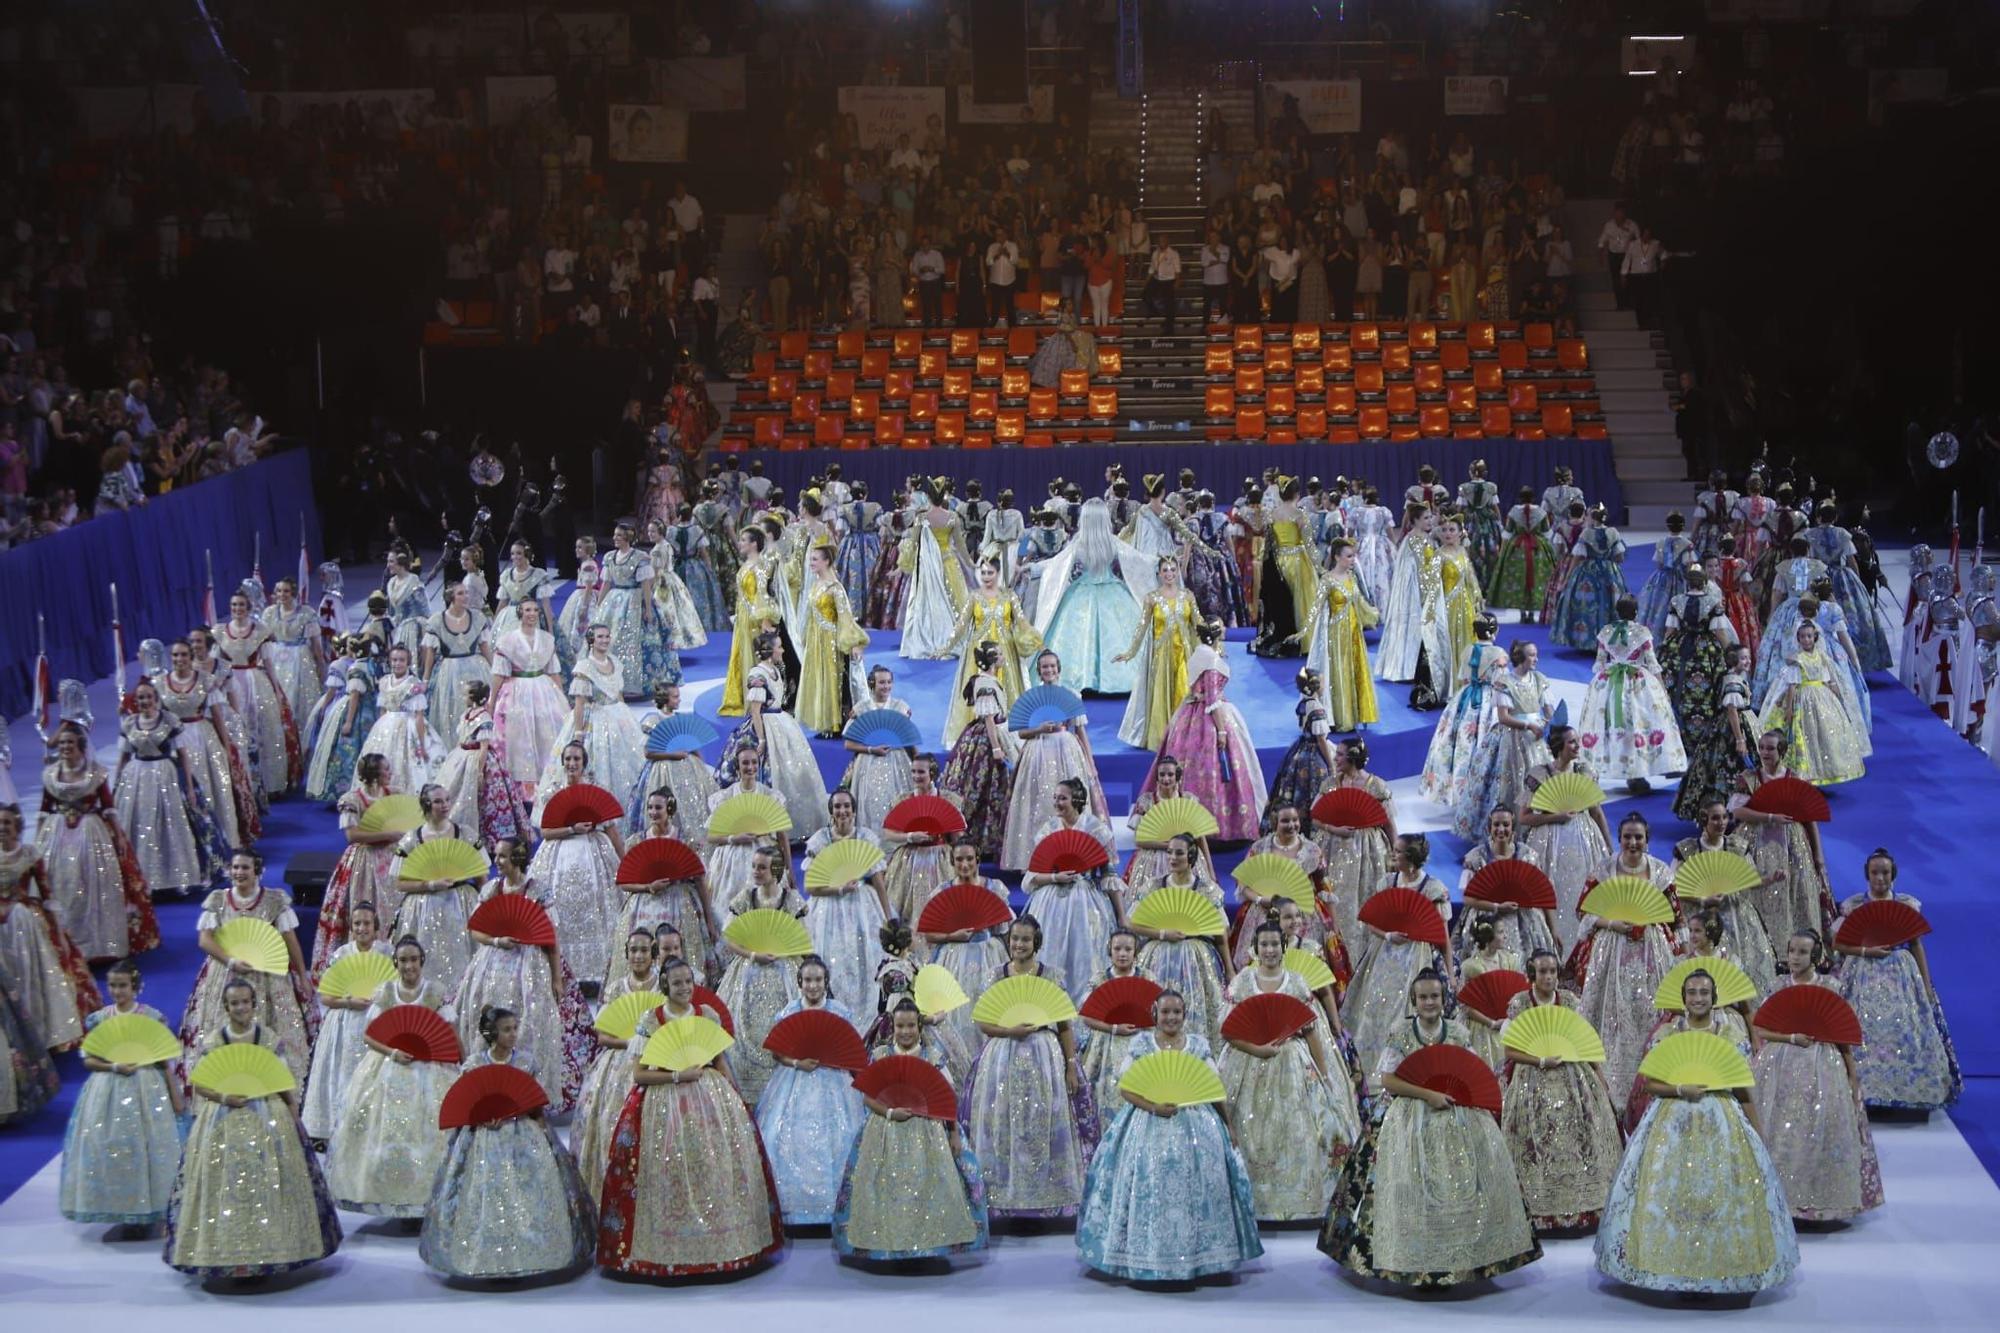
[58,1003,184,1223]
[755,997,869,1225]
[1043,565,1142,694]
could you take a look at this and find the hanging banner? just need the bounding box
[553,12,632,65]
[954,85,1056,125]
[268,89,436,129]
[608,103,689,163]
[406,15,527,70]
[652,56,748,112]
[837,86,947,149]
[486,74,559,125]
[1263,79,1363,135]
[1444,75,1510,116]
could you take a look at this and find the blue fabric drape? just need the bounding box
[0,450,322,717]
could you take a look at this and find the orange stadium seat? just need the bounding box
[892,331,922,360]
[1233,325,1264,355]
[803,350,832,380]
[1205,385,1236,419]
[876,412,906,446]
[1096,346,1122,375]
[974,349,1003,381]
[1088,386,1119,420]
[778,332,808,364]
[1498,342,1529,373]
[935,412,965,444]
[860,349,890,383]
[1267,386,1297,419]
[1328,386,1359,418]
[1447,384,1477,415]
[1481,404,1512,436]
[1298,405,1328,439]
[969,390,998,421]
[1387,385,1417,418]
[1466,322,1497,355]
[1059,369,1090,398]
[1001,368,1030,400]
[1359,406,1389,438]
[1324,346,1354,373]
[884,369,914,401]
[942,369,971,401]
[1007,328,1037,360]
[1508,383,1539,414]
[1557,339,1590,372]
[1474,364,1505,396]
[1541,404,1575,436]
[1414,364,1445,396]
[835,331,865,363]
[1297,364,1326,396]
[1523,323,1554,352]
[1205,344,1234,376]
[1382,344,1412,374]
[790,392,821,423]
[908,390,938,422]
[949,330,978,360]
[1354,364,1385,397]
[1264,345,1295,377]
[1419,405,1450,437]
[825,371,855,403]
[1408,322,1438,353]
[1028,388,1058,422]
[1235,365,1265,398]
[917,349,946,380]
[1235,408,1266,440]
[1351,323,1381,353]
[752,415,785,448]
[1439,341,1471,373]
[1292,326,1322,352]
[996,410,1025,444]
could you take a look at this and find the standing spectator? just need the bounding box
[1144,235,1183,335]
[1201,229,1232,324]
[1597,203,1640,310]
[1085,237,1117,328]
[1622,225,1664,328]
[1326,229,1358,321]
[692,264,720,369]
[910,234,947,328]
[1545,223,1574,283]
[1675,372,1715,481]
[1059,226,1088,319]
[764,230,791,334]
[543,231,577,313]
[985,226,1020,328]
[668,181,704,256]
[1263,232,1302,324]
[955,237,988,329]
[1037,217,1063,304]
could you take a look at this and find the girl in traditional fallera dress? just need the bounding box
[420,1005,597,1282]
[1320,970,1542,1288]
[1231,806,1333,968]
[0,951,59,1123]
[1126,759,1219,902]
[38,723,157,963]
[798,545,871,738]
[556,537,601,673]
[1488,487,1555,621]
[165,978,342,1278]
[1249,478,1320,658]
[535,624,648,823]
[1805,506,1892,672]
[1115,556,1204,750]
[1453,641,1554,841]
[838,667,915,830]
[530,741,626,990]
[1265,669,1338,833]
[1344,835,1454,1072]
[1517,726,1613,952]
[1500,950,1622,1233]
[1551,505,1629,652]
[939,642,1018,860]
[419,582,493,744]
[834,488,884,624]
[432,680,523,848]
[1429,513,1485,699]
[899,482,973,661]
[942,558,1044,747]
[1420,612,1504,811]
[595,958,785,1279]
[489,598,570,804]
[325,936,453,1218]
[1715,535,1763,667]
[715,847,806,1102]
[1749,538,1827,706]
[312,755,402,979]
[1573,815,1679,1119]
[1459,919,1523,1070]
[834,999,990,1263]
[259,578,323,733]
[718,631,831,841]
[1143,621,1267,843]
[1032,498,1149,696]
[757,956,869,1225]
[1078,988,1264,1282]
[1576,594,1688,793]
[301,901,383,1143]
[305,634,382,806]
[1375,504,1437,688]
[1459,459,1504,588]
[1760,618,1866,786]
[645,517,709,652]
[214,590,301,796]
[1349,486,1398,609]
[1312,738,1399,951]
[1636,512,1696,640]
[458,840,580,1108]
[161,639,255,847]
[705,746,793,921]
[1674,803,1780,996]
[112,682,210,896]
[60,960,184,1228]
[965,916,1097,1221]
[1303,539,1380,735]
[1802,582,1874,742]
[1730,730,1834,945]
[1752,931,1883,1221]
[620,792,718,983]
[387,785,480,995]
[192,625,265,817]
[1622,946,1755,1132]
[178,852,315,1087]
[492,540,556,639]
[575,930,667,1200]
[1222,921,1359,1221]
[1002,651,1107,870]
[1666,584,1751,821]
[1077,930,1149,1112]
[1596,969,1797,1296]
[1835,848,1962,1111]
[626,684,719,844]
[799,791,890,1008]
[1455,807,1561,962]
[358,644,438,796]
[918,841,1013,1063]
[1023,779,1128,1003]
[669,505,729,635]
[1127,836,1232,1047]
[721,528,782,718]
[0,804,101,1051]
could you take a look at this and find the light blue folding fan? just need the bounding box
[843,708,923,749]
[1008,684,1085,732]
[646,713,721,756]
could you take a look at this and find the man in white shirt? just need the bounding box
[1144,237,1182,335]
[888,133,923,177]
[1620,225,1665,328]
[543,240,576,309]
[1597,203,1640,310]
[910,233,947,328]
[985,227,1020,328]
[1261,237,1301,323]
[1200,229,1231,323]
[668,181,704,237]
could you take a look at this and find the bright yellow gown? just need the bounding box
[797,579,870,735]
[1312,571,1380,732]
[1122,589,1201,750]
[720,559,780,716]
[1439,548,1482,694]
[942,592,1043,747]
[1270,518,1321,634]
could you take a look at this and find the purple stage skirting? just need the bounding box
[723,439,1622,515]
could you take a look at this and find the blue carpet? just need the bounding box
[6,538,1998,1206]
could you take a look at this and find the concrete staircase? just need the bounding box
[1565,198,1686,528]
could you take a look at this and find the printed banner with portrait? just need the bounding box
[954,85,1056,125]
[608,103,689,163]
[837,86,947,150]
[1263,79,1363,135]
[1444,75,1510,116]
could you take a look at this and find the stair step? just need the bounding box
[1598,389,1671,414]
[1603,414,1673,439]
[1591,367,1674,391]
[1578,309,1640,332]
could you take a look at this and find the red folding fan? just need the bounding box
[1833,899,1930,951]
[883,794,968,838]
[916,883,1014,936]
[1752,986,1865,1046]
[1311,788,1389,829]
[467,895,557,947]
[616,838,704,886]
[762,1009,869,1071]
[1028,828,1112,874]
[1079,976,1163,1029]
[438,1063,548,1129]
[1393,1044,1504,1116]
[365,1005,464,1063]
[1219,992,1317,1045]
[852,1054,958,1120]
[1357,888,1449,950]
[541,783,624,832]
[1744,776,1830,823]
[1464,861,1557,911]
[1458,969,1531,1023]
[691,987,736,1035]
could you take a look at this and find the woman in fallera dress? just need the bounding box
[492,539,556,639]
[1596,969,1797,1296]
[1572,817,1679,1122]
[530,741,626,990]
[1077,987,1264,1282]
[714,847,806,1103]
[1142,621,1267,844]
[595,958,785,1279]
[833,999,989,1263]
[1805,506,1892,671]
[1375,504,1438,696]
[918,840,1012,1060]
[1835,848,1961,1111]
[324,935,453,1218]
[432,679,523,848]
[705,746,792,921]
[488,597,569,804]
[1759,617,1866,786]
[1030,498,1148,696]
[1635,512,1695,640]
[1752,930,1883,1222]
[1576,595,1688,793]
[160,638,255,847]
[311,754,403,979]
[1730,729,1834,946]
[358,643,437,797]
[722,528,782,717]
[1500,950,1622,1233]
[301,901,383,1144]
[0,805,98,1051]
[1551,504,1629,652]
[387,785,480,995]
[1312,738,1398,951]
[1077,930,1149,1112]
[1248,477,1319,658]
[1488,487,1554,621]
[964,916,1097,1221]
[669,504,729,635]
[1023,779,1127,1003]
[191,625,264,817]
[165,978,342,1278]
[756,955,869,1226]
[1454,807,1559,962]
[535,624,647,823]
[575,929,667,1200]
[1429,513,1485,699]
[1126,758,1218,901]
[0,953,59,1123]
[941,558,1043,749]
[718,631,831,841]
[620,792,718,982]
[833,488,883,625]
[838,667,915,830]
[797,545,870,738]
[1451,640,1553,840]
[1115,556,1203,749]
[458,840,581,1108]
[420,582,493,743]
[112,682,211,897]
[1003,651,1107,871]
[305,635,381,806]
[1459,919,1522,1070]
[1222,921,1359,1221]
[1264,669,1338,834]
[939,642,1018,860]
[420,1004,597,1283]
[1343,834,1454,1072]
[556,538,601,674]
[1419,612,1504,814]
[1541,500,1590,626]
[799,791,889,1008]
[1673,804,1780,995]
[178,854,315,1093]
[1516,725,1613,951]
[1127,836,1232,1047]
[1232,805,1333,968]
[60,960,184,1228]
[259,578,323,730]
[628,684,720,843]
[213,590,301,797]
[898,481,972,661]
[37,723,158,962]
[646,516,709,652]
[878,754,958,922]
[1320,970,1542,1288]
[1303,539,1379,735]
[1459,459,1504,588]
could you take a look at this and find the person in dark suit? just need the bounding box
[1676,371,1715,481]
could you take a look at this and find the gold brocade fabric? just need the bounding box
[838,1114,982,1254]
[1270,520,1321,632]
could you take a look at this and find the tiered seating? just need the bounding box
[1201,322,1603,444]
[723,327,1125,451]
